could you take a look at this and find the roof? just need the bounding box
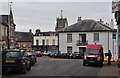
[34,31,57,36]
[0,15,9,26]
[15,32,33,42]
[59,19,115,32]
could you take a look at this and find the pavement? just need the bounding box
[97,62,119,77]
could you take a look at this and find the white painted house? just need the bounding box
[58,18,118,59]
[33,30,58,51]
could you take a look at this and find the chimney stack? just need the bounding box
[99,19,104,23]
[109,19,114,29]
[77,17,82,22]
[29,29,32,33]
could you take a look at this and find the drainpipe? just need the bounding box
[108,31,109,52]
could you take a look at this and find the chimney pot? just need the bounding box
[77,17,82,22]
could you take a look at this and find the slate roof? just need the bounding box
[34,31,57,36]
[0,15,9,26]
[60,19,115,32]
[15,32,33,42]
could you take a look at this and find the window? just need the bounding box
[93,33,99,42]
[67,46,72,53]
[42,39,45,45]
[52,39,55,45]
[6,51,20,57]
[36,40,39,45]
[22,43,26,48]
[67,34,72,43]
[28,43,31,48]
[46,39,49,45]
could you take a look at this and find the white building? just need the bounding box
[58,18,118,59]
[33,29,58,51]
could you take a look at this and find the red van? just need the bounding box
[83,44,104,67]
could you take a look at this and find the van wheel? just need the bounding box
[83,61,86,66]
[99,62,103,67]
[118,63,120,68]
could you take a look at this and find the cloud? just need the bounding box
[1,0,112,2]
[1,2,113,33]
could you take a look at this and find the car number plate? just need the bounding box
[89,61,94,62]
[6,60,15,63]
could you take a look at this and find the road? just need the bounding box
[2,56,102,77]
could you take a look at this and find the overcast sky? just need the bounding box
[0,1,114,34]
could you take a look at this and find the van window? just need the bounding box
[85,49,99,54]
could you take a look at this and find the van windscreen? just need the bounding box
[85,49,99,54]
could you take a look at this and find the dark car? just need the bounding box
[72,52,83,59]
[66,53,73,59]
[26,51,37,66]
[49,50,61,58]
[2,49,31,74]
[60,53,67,58]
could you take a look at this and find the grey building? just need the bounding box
[55,10,68,32]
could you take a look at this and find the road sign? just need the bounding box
[112,33,116,39]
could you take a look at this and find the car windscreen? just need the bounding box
[5,51,20,57]
[85,49,99,55]
[74,52,79,54]
[26,52,32,55]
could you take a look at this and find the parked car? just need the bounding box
[60,53,67,58]
[2,49,31,74]
[43,51,51,56]
[49,50,61,58]
[72,52,84,59]
[66,53,73,59]
[26,51,37,66]
[104,52,116,62]
[35,51,43,57]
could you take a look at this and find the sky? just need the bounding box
[0,0,115,34]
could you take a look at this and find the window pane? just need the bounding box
[67,34,72,43]
[93,33,99,42]
[36,40,39,45]
[67,46,72,53]
[52,39,55,45]
[42,40,45,45]
[46,39,49,45]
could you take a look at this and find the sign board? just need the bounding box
[112,33,116,39]
[112,1,120,13]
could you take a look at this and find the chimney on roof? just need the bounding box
[106,22,109,26]
[35,29,41,36]
[109,19,114,29]
[99,19,104,23]
[77,17,82,22]
[29,29,32,33]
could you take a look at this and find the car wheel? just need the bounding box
[2,69,7,75]
[27,64,31,71]
[21,67,27,74]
